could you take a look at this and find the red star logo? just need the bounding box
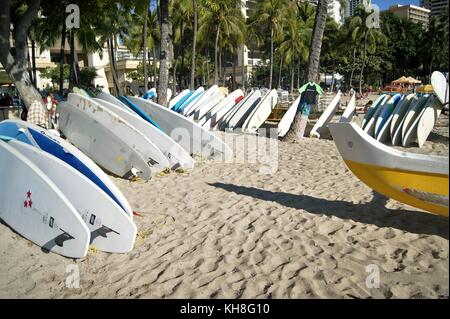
[24,200,28,208]
[27,191,31,198]
[28,200,33,208]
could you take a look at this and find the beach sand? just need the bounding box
[0,114,448,299]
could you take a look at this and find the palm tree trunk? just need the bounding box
[241,45,246,91]
[284,0,329,142]
[349,48,356,90]
[190,0,198,90]
[143,4,149,93]
[69,29,79,89]
[278,55,283,89]
[31,37,36,87]
[290,61,295,94]
[153,45,158,88]
[59,22,66,96]
[180,21,185,88]
[214,25,220,85]
[359,32,368,94]
[305,0,328,82]
[172,58,177,93]
[108,36,120,96]
[27,38,33,85]
[269,26,274,89]
[158,0,170,106]
[330,59,336,92]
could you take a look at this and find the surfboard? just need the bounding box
[216,95,247,130]
[0,140,90,258]
[96,91,129,109]
[277,96,301,138]
[58,100,157,180]
[374,94,402,139]
[128,96,233,160]
[390,94,415,139]
[202,91,244,130]
[391,96,419,146]
[226,90,262,131]
[172,91,194,112]
[8,140,136,253]
[177,87,204,113]
[403,95,435,147]
[364,96,390,137]
[94,98,194,170]
[431,71,449,105]
[376,94,404,143]
[199,89,244,128]
[361,94,389,130]
[339,93,356,123]
[143,88,157,100]
[184,85,218,116]
[416,96,443,148]
[0,120,133,218]
[169,89,191,109]
[192,91,225,121]
[401,95,431,143]
[118,96,163,131]
[243,89,278,133]
[309,91,341,138]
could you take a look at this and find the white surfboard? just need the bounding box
[184,85,219,117]
[68,93,169,174]
[339,93,356,123]
[226,90,262,131]
[177,87,204,114]
[96,91,129,109]
[361,94,389,130]
[309,91,341,138]
[0,140,90,258]
[0,119,134,218]
[192,91,225,121]
[217,92,251,131]
[416,97,443,148]
[8,140,137,253]
[167,88,173,101]
[391,96,419,146]
[128,96,233,160]
[169,89,191,109]
[277,96,301,138]
[401,95,431,143]
[431,71,449,105]
[58,101,154,180]
[243,89,278,133]
[376,94,404,143]
[93,98,194,170]
[403,95,435,147]
[363,96,390,137]
[204,94,244,130]
[390,94,415,139]
[199,89,244,128]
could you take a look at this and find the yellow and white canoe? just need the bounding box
[328,122,449,217]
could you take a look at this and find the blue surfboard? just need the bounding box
[177,91,205,113]
[118,96,163,131]
[0,122,127,214]
[375,94,402,137]
[172,91,194,112]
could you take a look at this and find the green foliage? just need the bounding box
[41,64,70,85]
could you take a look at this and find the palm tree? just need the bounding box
[198,0,245,85]
[191,0,198,90]
[251,0,288,90]
[158,0,171,106]
[349,7,387,93]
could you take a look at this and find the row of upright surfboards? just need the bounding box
[165,85,281,134]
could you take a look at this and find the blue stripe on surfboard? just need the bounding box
[177,91,204,113]
[0,122,32,145]
[172,91,194,112]
[0,135,13,141]
[118,96,163,131]
[27,128,128,214]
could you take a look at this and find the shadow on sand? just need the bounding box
[208,182,449,239]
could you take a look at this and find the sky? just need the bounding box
[371,0,420,11]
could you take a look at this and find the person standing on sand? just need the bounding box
[27,99,48,129]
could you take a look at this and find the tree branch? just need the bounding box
[0,0,13,70]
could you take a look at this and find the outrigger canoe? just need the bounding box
[328,122,449,217]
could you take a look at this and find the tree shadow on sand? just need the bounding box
[208,183,449,239]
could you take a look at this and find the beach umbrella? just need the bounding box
[406,76,421,84]
[392,76,409,84]
[416,84,433,93]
